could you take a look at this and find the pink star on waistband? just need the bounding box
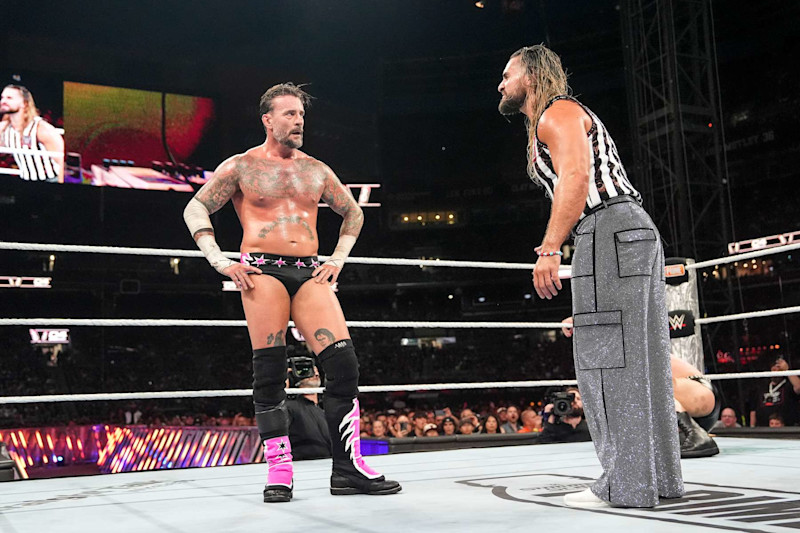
[240,253,252,264]
[254,255,267,266]
[311,260,321,268]
[294,259,306,269]
[273,258,287,267]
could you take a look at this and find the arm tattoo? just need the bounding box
[194,159,240,214]
[258,215,315,240]
[313,328,336,347]
[321,171,364,237]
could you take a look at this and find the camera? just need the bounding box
[287,356,315,388]
[551,392,575,417]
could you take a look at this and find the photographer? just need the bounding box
[539,386,591,444]
[286,355,331,460]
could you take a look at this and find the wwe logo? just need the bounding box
[669,314,686,331]
[334,341,348,349]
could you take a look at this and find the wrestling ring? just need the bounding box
[1,237,800,532]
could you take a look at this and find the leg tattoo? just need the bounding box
[265,330,287,347]
[314,328,336,348]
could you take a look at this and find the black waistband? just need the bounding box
[583,195,638,217]
[241,252,318,263]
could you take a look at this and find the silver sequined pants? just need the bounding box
[571,199,685,507]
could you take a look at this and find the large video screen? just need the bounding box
[1,72,217,191]
[63,82,217,191]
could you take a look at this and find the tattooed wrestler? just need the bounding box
[183,83,401,502]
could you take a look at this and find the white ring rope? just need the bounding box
[3,240,800,272]
[2,371,799,405]
[4,303,800,329]
[0,318,569,329]
[0,241,572,275]
[688,242,800,270]
[0,242,797,408]
[695,305,800,325]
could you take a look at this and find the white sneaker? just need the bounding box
[563,488,609,509]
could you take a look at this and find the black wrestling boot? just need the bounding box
[324,396,401,496]
[677,411,720,459]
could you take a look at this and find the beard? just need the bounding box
[498,90,526,115]
[275,129,304,149]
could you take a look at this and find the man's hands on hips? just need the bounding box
[222,263,261,291]
[312,260,341,284]
[532,246,563,300]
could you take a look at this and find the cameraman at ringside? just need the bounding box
[286,352,331,460]
[539,386,591,444]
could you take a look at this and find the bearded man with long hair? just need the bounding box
[0,84,63,182]
[497,44,684,509]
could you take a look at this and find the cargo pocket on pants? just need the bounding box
[615,228,656,277]
[574,311,625,370]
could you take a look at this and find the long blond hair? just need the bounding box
[1,85,40,128]
[510,45,570,178]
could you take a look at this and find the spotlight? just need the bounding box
[475,1,485,7]
[417,215,423,221]
[435,214,441,220]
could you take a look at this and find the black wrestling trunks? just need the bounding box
[241,252,320,297]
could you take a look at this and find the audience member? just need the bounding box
[501,406,521,434]
[496,407,508,425]
[441,416,458,436]
[711,407,741,430]
[517,409,542,433]
[410,412,428,437]
[769,413,785,428]
[459,419,476,435]
[459,408,480,429]
[423,423,439,437]
[390,414,412,438]
[750,357,800,427]
[372,419,390,439]
[479,414,504,435]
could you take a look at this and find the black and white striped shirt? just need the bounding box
[2,117,59,181]
[530,96,641,217]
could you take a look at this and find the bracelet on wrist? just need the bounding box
[536,250,563,257]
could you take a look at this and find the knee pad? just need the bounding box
[318,339,359,400]
[252,346,288,411]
